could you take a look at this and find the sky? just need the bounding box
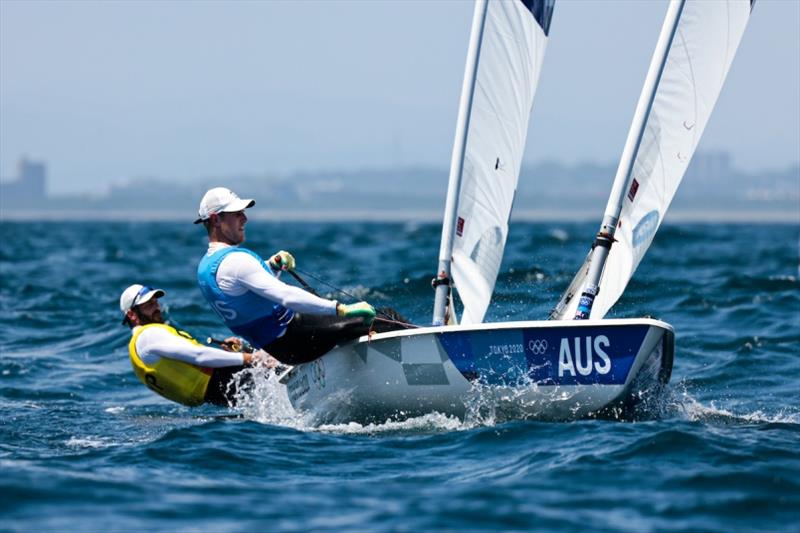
[1,0,798,194]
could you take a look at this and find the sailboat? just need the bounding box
[279,0,754,424]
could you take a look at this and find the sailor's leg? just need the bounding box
[264,313,370,365]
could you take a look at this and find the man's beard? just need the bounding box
[136,310,163,325]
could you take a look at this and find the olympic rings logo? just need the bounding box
[311,359,326,389]
[528,339,549,354]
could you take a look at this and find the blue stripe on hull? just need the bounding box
[438,325,649,386]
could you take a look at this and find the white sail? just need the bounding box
[553,0,753,320]
[449,0,554,325]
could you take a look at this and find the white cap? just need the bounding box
[120,284,165,314]
[194,187,255,224]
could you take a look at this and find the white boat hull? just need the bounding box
[280,318,674,424]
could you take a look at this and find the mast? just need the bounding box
[573,0,685,320]
[432,0,489,326]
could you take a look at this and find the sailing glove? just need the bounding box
[268,250,296,272]
[337,302,376,323]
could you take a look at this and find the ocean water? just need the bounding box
[1,220,798,532]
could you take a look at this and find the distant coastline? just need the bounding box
[1,152,798,224]
[2,208,797,224]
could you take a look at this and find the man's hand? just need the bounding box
[337,302,376,323]
[268,250,296,272]
[216,337,255,353]
[221,337,244,352]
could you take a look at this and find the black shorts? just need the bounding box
[264,308,409,365]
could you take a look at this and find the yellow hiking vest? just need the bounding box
[128,323,213,407]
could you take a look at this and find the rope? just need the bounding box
[293,267,361,301]
[293,267,419,329]
[373,316,419,329]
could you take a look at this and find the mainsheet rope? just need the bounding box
[290,268,419,329]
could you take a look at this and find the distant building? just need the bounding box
[0,158,48,207]
[686,150,732,182]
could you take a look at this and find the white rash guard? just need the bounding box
[132,325,245,367]
[207,243,338,316]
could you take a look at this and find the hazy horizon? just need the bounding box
[2,0,799,195]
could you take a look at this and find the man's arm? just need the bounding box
[224,252,338,315]
[137,327,245,368]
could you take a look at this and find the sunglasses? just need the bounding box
[131,285,153,309]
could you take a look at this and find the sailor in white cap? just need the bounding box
[195,187,391,365]
[120,283,275,407]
